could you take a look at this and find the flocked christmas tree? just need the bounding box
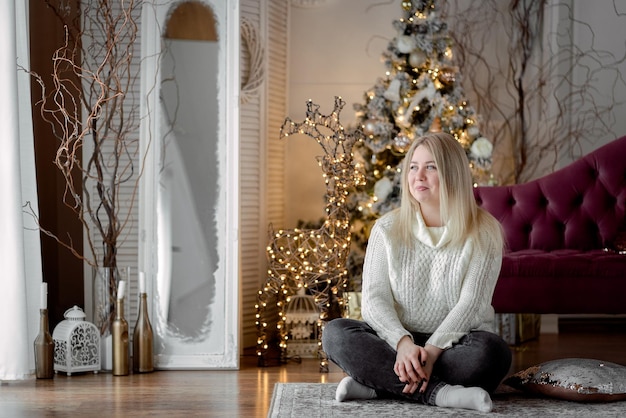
[346,0,495,285]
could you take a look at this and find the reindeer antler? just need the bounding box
[280,96,363,157]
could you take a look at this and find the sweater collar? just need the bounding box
[413,208,452,248]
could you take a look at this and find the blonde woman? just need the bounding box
[323,133,511,412]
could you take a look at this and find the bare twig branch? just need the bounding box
[443,0,626,183]
[27,0,145,334]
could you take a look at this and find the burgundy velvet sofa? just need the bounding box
[474,135,626,314]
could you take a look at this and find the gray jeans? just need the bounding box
[322,318,512,405]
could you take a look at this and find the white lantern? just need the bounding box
[53,306,101,375]
[285,289,320,358]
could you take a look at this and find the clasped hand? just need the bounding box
[394,336,438,394]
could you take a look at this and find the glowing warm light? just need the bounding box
[255,97,362,372]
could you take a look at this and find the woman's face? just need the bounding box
[408,145,440,209]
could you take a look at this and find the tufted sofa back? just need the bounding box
[474,136,626,252]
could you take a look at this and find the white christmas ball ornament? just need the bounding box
[470,137,493,159]
[396,35,416,54]
[467,126,480,139]
[409,50,427,68]
[374,177,393,202]
[363,119,377,135]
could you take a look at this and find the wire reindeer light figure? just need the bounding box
[256,97,365,371]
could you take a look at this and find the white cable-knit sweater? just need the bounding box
[361,209,502,351]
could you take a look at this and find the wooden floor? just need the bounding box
[2,331,626,417]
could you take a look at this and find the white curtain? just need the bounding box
[0,0,43,380]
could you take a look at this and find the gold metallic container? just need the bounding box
[133,292,154,373]
[112,297,129,376]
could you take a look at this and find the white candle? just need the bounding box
[139,272,145,294]
[40,282,47,310]
[117,280,126,300]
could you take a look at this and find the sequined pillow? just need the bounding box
[504,358,626,402]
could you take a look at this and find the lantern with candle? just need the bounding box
[52,306,101,375]
[285,288,320,359]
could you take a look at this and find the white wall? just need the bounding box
[286,0,626,226]
[287,0,398,226]
[571,1,626,155]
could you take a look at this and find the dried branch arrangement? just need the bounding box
[28,0,144,334]
[443,0,626,183]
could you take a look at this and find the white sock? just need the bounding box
[335,376,377,402]
[435,384,492,412]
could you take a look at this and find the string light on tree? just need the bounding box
[345,0,496,286]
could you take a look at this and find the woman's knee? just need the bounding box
[436,331,511,391]
[482,331,512,369]
[472,331,512,390]
[321,318,352,352]
[323,318,374,355]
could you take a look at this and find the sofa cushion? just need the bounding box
[502,249,626,277]
[492,250,626,314]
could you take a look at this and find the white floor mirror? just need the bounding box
[139,0,240,370]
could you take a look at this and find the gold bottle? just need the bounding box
[34,308,54,379]
[112,281,129,376]
[133,291,154,373]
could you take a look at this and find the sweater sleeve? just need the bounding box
[360,219,412,350]
[426,228,502,349]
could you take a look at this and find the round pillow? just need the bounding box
[504,358,626,402]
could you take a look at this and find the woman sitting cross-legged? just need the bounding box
[322,133,512,413]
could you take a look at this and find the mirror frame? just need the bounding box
[138,0,240,370]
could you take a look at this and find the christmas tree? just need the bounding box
[346,0,494,285]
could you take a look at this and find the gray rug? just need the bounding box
[268,383,626,417]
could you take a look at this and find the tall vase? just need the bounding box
[93,266,116,370]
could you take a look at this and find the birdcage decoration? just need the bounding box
[285,288,320,358]
[52,306,101,375]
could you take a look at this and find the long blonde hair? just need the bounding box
[391,132,502,248]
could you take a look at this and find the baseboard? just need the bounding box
[558,317,626,333]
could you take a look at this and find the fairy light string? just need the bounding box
[255,97,365,372]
